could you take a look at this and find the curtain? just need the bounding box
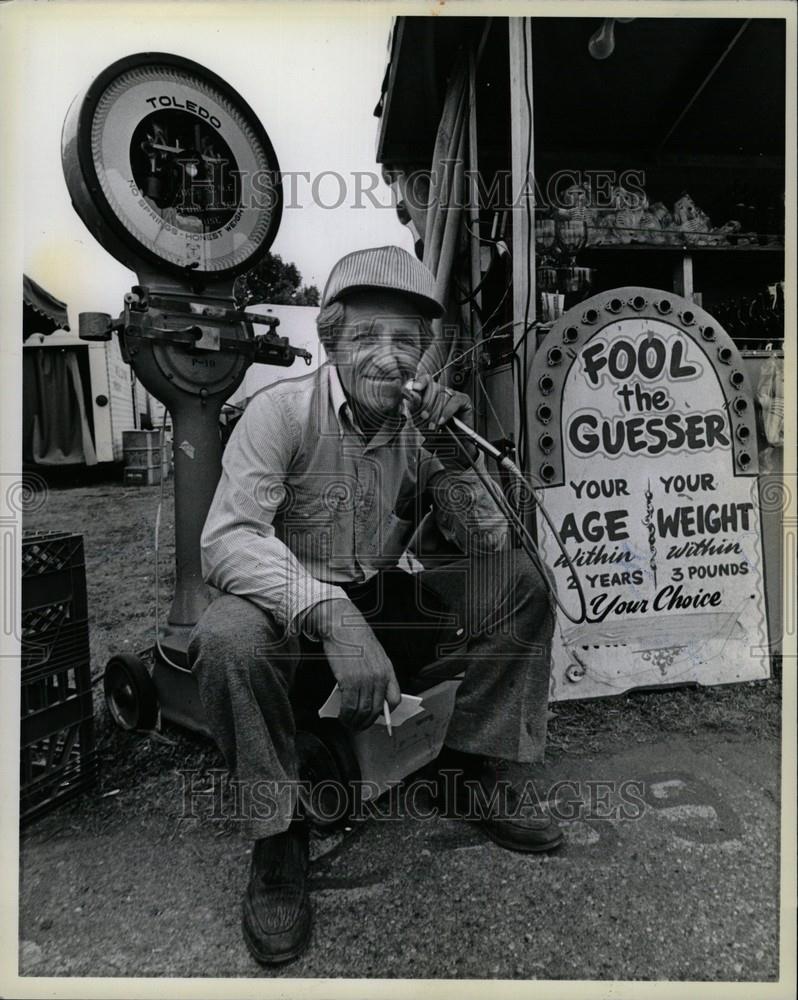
[390,53,470,383]
[24,349,98,466]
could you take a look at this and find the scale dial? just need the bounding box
[62,53,282,281]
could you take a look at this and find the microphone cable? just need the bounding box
[439,416,591,625]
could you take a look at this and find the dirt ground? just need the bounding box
[18,471,784,983]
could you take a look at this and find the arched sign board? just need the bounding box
[528,287,770,700]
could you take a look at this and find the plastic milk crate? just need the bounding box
[20,531,98,823]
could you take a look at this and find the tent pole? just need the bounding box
[508,16,535,482]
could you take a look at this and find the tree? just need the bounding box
[293,284,321,306]
[234,252,319,308]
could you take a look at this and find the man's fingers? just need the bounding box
[402,388,424,417]
[438,396,462,427]
[351,676,375,731]
[417,385,449,431]
[429,389,471,432]
[408,375,472,429]
[339,685,360,727]
[407,375,445,427]
[385,672,401,712]
[364,669,399,728]
[365,687,385,731]
[427,390,450,430]
[341,672,400,729]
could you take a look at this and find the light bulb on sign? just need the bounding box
[588,18,635,60]
[588,19,616,60]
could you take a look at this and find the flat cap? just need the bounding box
[321,245,444,317]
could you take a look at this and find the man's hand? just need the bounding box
[402,374,478,465]
[303,599,401,731]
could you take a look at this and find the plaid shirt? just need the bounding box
[200,363,509,630]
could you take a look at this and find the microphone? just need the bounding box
[402,380,523,479]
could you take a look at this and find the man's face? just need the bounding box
[328,290,428,421]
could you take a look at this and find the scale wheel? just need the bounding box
[104,653,159,731]
[296,723,362,829]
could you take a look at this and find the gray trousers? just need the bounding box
[188,549,555,839]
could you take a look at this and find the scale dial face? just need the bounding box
[66,54,281,279]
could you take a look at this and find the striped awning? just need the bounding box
[23,274,70,338]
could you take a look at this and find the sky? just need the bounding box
[19,2,415,323]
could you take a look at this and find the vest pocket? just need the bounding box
[282,487,335,562]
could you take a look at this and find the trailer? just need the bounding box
[22,296,314,468]
[23,328,167,467]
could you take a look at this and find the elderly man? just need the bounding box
[189,245,560,965]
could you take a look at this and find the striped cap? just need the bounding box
[321,246,444,317]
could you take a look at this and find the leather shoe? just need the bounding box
[446,751,564,854]
[241,820,312,964]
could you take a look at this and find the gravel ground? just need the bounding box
[17,472,785,984]
[19,735,782,980]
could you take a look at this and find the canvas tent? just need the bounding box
[22,274,100,466]
[22,274,158,466]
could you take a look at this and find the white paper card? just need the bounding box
[318,685,424,727]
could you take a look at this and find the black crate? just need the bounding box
[20,723,99,824]
[22,531,87,612]
[20,532,97,823]
[22,531,89,680]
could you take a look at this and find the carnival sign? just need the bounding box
[528,288,770,700]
